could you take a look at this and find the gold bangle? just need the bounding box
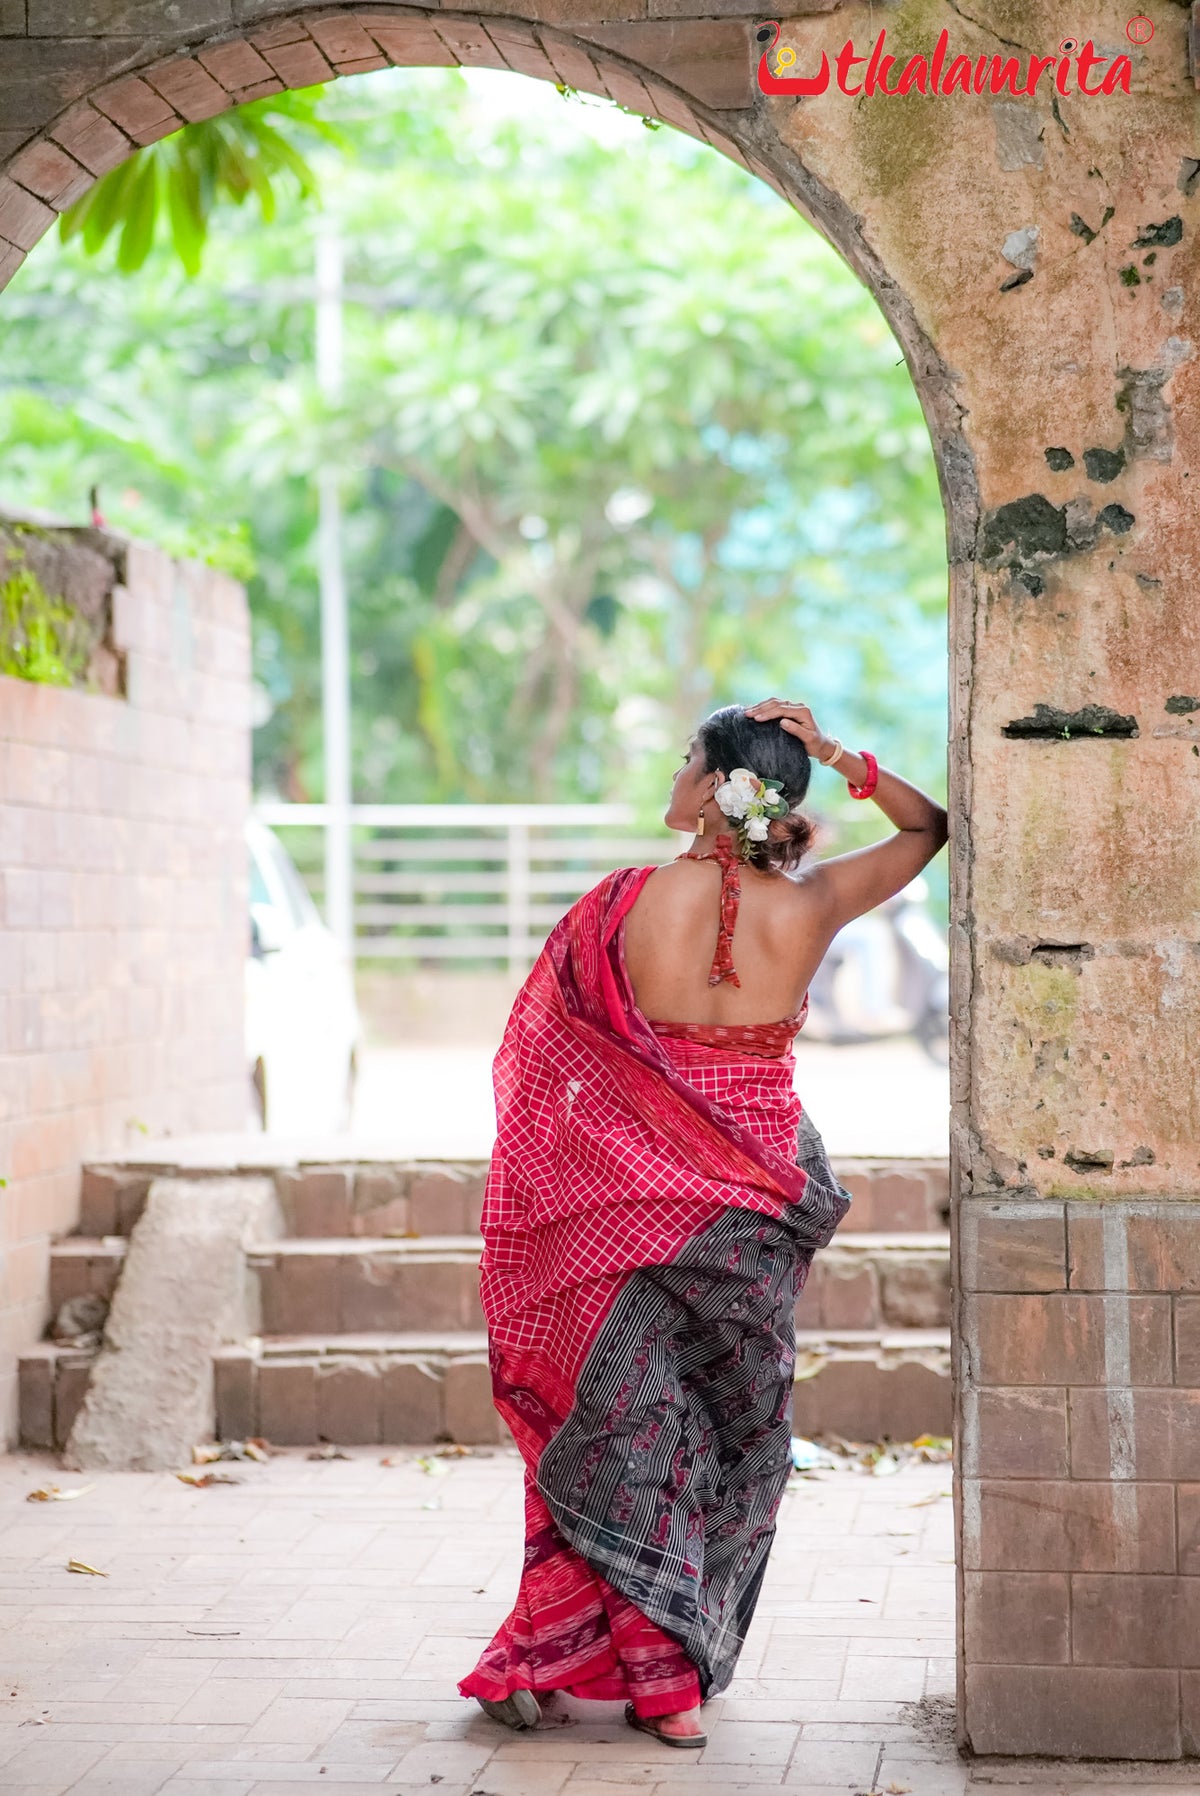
[817,737,844,767]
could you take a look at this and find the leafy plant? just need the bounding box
[58,87,341,275]
[0,559,91,686]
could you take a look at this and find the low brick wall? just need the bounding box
[0,525,250,1444]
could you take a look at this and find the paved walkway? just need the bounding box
[0,1448,1186,1794]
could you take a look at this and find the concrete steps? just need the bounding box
[22,1153,954,1452]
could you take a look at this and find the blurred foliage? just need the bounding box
[1,68,948,861]
[0,557,90,685]
[59,88,340,275]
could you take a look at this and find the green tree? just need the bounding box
[0,67,947,830]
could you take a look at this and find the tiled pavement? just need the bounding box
[0,1447,1189,1795]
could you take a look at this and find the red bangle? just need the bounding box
[847,750,878,800]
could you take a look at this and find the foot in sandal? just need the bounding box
[476,1690,541,1730]
[624,1701,707,1749]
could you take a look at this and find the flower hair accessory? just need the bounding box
[713,766,790,858]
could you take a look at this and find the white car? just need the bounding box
[245,818,361,1134]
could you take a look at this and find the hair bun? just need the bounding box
[756,808,816,873]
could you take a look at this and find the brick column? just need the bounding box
[957,1201,1200,1757]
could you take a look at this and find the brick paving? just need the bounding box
[0,1447,1187,1795]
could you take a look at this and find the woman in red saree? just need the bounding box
[459,696,948,1748]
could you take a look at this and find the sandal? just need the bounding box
[476,1690,541,1730]
[624,1700,707,1750]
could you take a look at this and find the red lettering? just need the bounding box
[1075,41,1115,97]
[930,28,949,93]
[895,53,930,95]
[835,37,867,95]
[863,30,896,97]
[987,54,1034,97]
[941,54,974,95]
[1102,55,1132,95]
[1024,54,1057,94]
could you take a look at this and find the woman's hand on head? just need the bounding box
[743,698,830,760]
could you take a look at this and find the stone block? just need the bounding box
[6,139,91,209]
[197,40,276,95]
[257,1359,317,1446]
[1072,1573,1200,1666]
[409,1172,468,1237]
[965,1664,1180,1759]
[443,1357,503,1444]
[960,1203,1066,1292]
[359,16,458,67]
[17,1346,54,1449]
[1072,1205,1200,1293]
[254,1249,340,1337]
[259,38,335,87]
[317,1360,382,1445]
[90,77,180,146]
[485,21,559,83]
[574,20,755,109]
[351,1167,410,1238]
[80,1167,152,1236]
[973,1386,1068,1478]
[339,1252,478,1333]
[1178,1485,1200,1574]
[0,174,55,251]
[963,1569,1070,1664]
[879,1257,950,1328]
[968,1292,1172,1385]
[212,1345,257,1443]
[277,1166,353,1236]
[382,1360,444,1444]
[1176,1298,1200,1383]
[796,1354,881,1440]
[54,1356,93,1447]
[1070,1387,1200,1480]
[144,57,232,123]
[881,1357,953,1441]
[304,14,378,65]
[812,1261,879,1329]
[48,104,132,178]
[973,1478,1175,1572]
[432,20,508,69]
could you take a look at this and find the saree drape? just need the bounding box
[458,864,851,1716]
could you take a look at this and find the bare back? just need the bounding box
[622,854,832,1026]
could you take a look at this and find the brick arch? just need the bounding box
[0,5,978,563]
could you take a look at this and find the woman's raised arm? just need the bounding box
[742,697,948,930]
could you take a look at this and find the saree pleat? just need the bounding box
[459,865,850,1715]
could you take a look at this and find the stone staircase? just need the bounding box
[20,1154,951,1453]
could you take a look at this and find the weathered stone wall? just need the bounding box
[0,523,250,1444]
[0,0,1199,1760]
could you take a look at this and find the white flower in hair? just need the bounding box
[745,814,770,842]
[714,780,746,819]
[729,768,759,803]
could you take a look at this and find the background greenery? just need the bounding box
[0,67,948,844]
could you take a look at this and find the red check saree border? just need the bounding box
[458,867,850,1716]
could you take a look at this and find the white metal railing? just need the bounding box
[256,802,677,973]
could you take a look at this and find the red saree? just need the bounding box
[458,863,850,1717]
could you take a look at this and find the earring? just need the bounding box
[697,804,706,837]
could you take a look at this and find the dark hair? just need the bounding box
[695,705,817,873]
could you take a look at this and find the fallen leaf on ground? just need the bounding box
[415,1456,451,1478]
[193,1438,274,1464]
[307,1444,351,1461]
[66,1559,107,1576]
[185,1627,240,1636]
[26,1484,94,1502]
[176,1471,241,1487]
[886,1783,912,1793]
[906,1488,953,1507]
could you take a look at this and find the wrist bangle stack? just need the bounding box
[817,737,844,767]
[847,750,879,800]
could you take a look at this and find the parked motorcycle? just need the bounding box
[802,875,949,1064]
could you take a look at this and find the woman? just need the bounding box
[459,696,948,1748]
